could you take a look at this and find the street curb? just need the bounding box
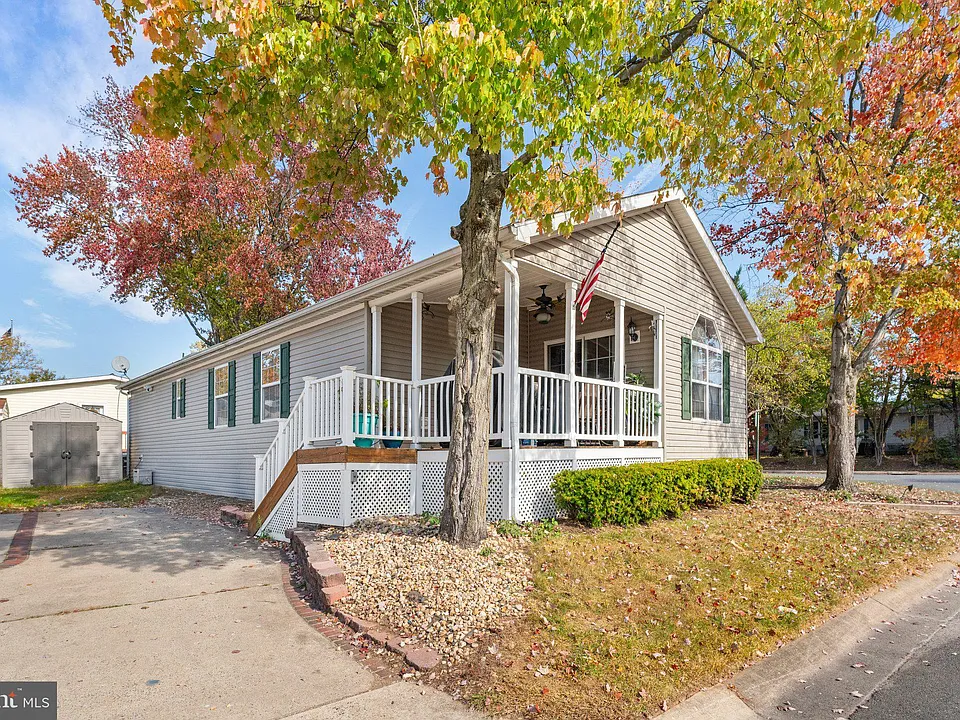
[658,552,960,720]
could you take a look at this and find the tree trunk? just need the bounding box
[439,146,507,547]
[821,313,859,492]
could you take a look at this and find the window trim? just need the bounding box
[213,362,230,428]
[259,344,283,423]
[173,379,185,419]
[543,330,616,379]
[690,316,724,423]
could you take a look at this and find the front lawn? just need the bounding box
[0,481,157,512]
[457,487,960,719]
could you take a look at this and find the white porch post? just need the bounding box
[565,280,578,447]
[655,312,665,449]
[410,291,423,448]
[370,306,382,376]
[613,299,626,447]
[503,260,520,449]
[303,375,317,445]
[254,454,265,506]
[340,366,357,447]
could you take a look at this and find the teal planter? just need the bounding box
[353,413,378,448]
[383,432,403,449]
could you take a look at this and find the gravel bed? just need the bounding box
[147,488,253,523]
[318,517,532,663]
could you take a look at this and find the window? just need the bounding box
[260,346,282,421]
[546,333,614,380]
[82,405,104,415]
[214,364,230,427]
[171,378,186,419]
[691,317,723,422]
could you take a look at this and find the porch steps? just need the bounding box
[248,447,418,536]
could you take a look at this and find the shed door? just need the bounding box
[33,422,67,487]
[66,423,98,486]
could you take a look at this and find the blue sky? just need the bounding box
[0,1,755,380]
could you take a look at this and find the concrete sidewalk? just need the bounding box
[661,553,960,720]
[0,508,477,720]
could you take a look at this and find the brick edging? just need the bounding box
[1,512,38,570]
[280,562,402,683]
[285,529,441,672]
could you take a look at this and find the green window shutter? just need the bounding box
[280,341,291,419]
[681,336,692,420]
[252,352,262,424]
[171,382,177,420]
[179,378,186,418]
[228,360,237,427]
[207,369,214,429]
[722,350,731,424]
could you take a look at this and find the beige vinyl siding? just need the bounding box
[515,207,747,459]
[380,301,504,380]
[520,296,655,383]
[0,403,123,488]
[128,308,368,499]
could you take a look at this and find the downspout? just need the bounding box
[500,255,521,521]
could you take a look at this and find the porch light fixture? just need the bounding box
[533,285,556,325]
[627,317,639,343]
[536,306,554,325]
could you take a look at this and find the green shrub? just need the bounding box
[552,458,763,527]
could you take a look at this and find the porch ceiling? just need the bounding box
[413,264,584,311]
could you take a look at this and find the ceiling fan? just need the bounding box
[527,285,565,325]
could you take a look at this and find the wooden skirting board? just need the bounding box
[247,446,418,535]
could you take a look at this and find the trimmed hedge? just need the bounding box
[552,458,763,527]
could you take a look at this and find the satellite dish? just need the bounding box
[111,355,131,376]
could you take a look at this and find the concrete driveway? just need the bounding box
[0,508,475,720]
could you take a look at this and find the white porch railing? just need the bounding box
[256,366,660,504]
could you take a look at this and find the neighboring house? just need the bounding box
[122,189,762,538]
[0,399,7,420]
[860,410,959,454]
[0,375,128,443]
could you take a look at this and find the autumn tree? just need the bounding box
[857,354,909,466]
[746,286,830,459]
[100,0,885,544]
[0,333,59,385]
[715,0,960,491]
[12,79,411,345]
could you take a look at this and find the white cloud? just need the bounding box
[22,298,39,308]
[18,328,74,350]
[623,162,664,195]
[44,263,171,325]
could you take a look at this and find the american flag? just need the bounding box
[575,218,621,322]
[574,252,604,322]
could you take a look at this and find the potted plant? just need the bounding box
[352,384,379,448]
[380,393,403,448]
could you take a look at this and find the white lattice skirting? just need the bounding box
[258,447,664,539]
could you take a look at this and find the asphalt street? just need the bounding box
[767,470,960,494]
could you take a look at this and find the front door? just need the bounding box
[32,422,99,487]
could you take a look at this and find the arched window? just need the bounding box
[690,317,723,421]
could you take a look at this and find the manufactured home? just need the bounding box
[122,189,762,539]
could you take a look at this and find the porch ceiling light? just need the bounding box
[536,306,554,325]
[627,317,639,343]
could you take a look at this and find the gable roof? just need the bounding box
[123,188,760,389]
[0,374,124,393]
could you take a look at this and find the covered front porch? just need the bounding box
[338,258,663,449]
